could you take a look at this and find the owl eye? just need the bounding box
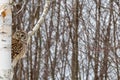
[21,34,24,37]
[21,34,26,40]
[23,36,26,40]
[16,33,19,36]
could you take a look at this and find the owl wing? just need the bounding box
[12,38,27,67]
[12,38,23,59]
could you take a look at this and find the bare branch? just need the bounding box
[28,0,50,36]
[15,0,26,15]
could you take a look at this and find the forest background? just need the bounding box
[12,0,120,80]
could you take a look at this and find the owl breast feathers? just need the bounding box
[12,30,28,67]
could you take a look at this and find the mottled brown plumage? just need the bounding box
[12,30,28,67]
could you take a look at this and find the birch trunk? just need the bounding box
[0,0,12,80]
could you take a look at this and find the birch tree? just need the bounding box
[0,0,12,80]
[0,0,50,80]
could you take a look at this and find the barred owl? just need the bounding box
[12,30,28,67]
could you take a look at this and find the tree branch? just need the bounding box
[27,0,50,43]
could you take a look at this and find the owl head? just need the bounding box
[13,30,28,42]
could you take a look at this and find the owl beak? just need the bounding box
[17,37,21,40]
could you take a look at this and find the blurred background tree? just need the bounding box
[12,0,120,80]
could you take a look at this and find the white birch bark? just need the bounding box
[0,0,12,80]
